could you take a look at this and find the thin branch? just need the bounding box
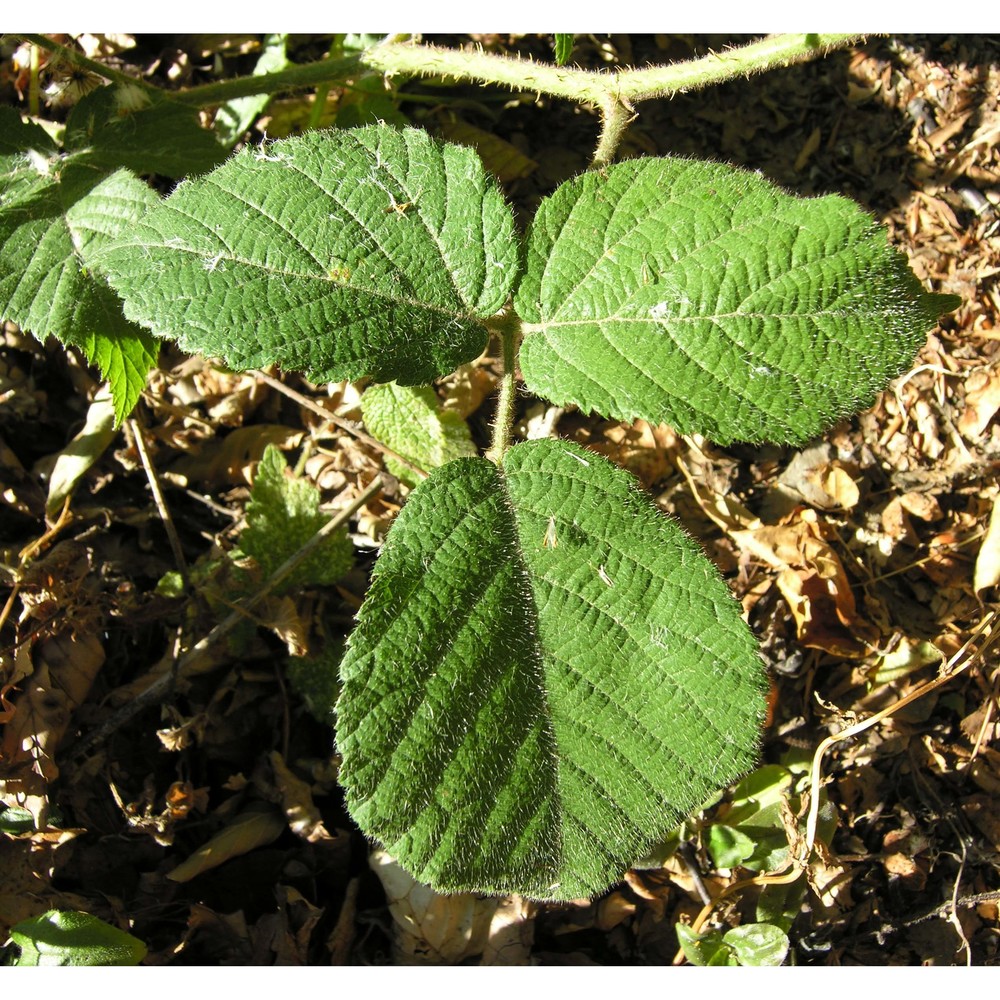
[171,52,362,106]
[128,417,189,584]
[365,34,867,109]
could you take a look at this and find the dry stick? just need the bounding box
[128,417,189,583]
[251,370,428,481]
[64,475,383,762]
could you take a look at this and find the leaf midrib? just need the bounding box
[112,240,483,325]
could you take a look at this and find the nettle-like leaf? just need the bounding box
[238,444,353,589]
[0,108,159,423]
[361,381,476,487]
[97,126,520,386]
[336,439,766,899]
[515,157,960,444]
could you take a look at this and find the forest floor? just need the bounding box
[1,33,999,966]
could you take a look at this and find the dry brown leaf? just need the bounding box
[882,495,918,543]
[249,885,324,965]
[808,464,860,510]
[734,511,876,656]
[269,751,333,843]
[973,493,1000,594]
[899,490,944,521]
[166,807,286,883]
[480,895,536,966]
[585,420,674,488]
[0,632,105,817]
[369,849,500,964]
[438,359,497,419]
[168,425,303,487]
[596,890,637,932]
[255,595,310,658]
[959,368,1000,439]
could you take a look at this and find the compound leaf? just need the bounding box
[515,156,960,444]
[0,111,160,423]
[96,125,520,386]
[336,438,766,900]
[361,381,476,487]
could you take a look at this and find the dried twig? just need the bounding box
[128,417,189,583]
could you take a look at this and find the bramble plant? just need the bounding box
[1,34,959,903]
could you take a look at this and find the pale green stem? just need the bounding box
[366,33,866,107]
[591,94,635,169]
[487,314,521,463]
[20,32,866,117]
[307,36,344,130]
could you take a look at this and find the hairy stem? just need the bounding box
[487,312,521,463]
[366,33,866,107]
[22,33,865,118]
[591,95,635,169]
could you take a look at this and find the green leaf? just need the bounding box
[553,34,575,66]
[676,924,736,966]
[707,763,794,871]
[77,325,159,425]
[238,445,353,590]
[336,438,766,900]
[64,85,228,178]
[10,910,146,966]
[0,115,160,422]
[214,34,290,147]
[724,922,789,966]
[361,382,476,487]
[97,125,520,386]
[515,156,961,445]
[0,803,38,835]
[756,876,805,934]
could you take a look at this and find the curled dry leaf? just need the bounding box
[166,807,286,883]
[958,367,1000,440]
[369,849,500,964]
[269,751,334,843]
[973,493,1000,594]
[735,510,876,657]
[1,632,106,815]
